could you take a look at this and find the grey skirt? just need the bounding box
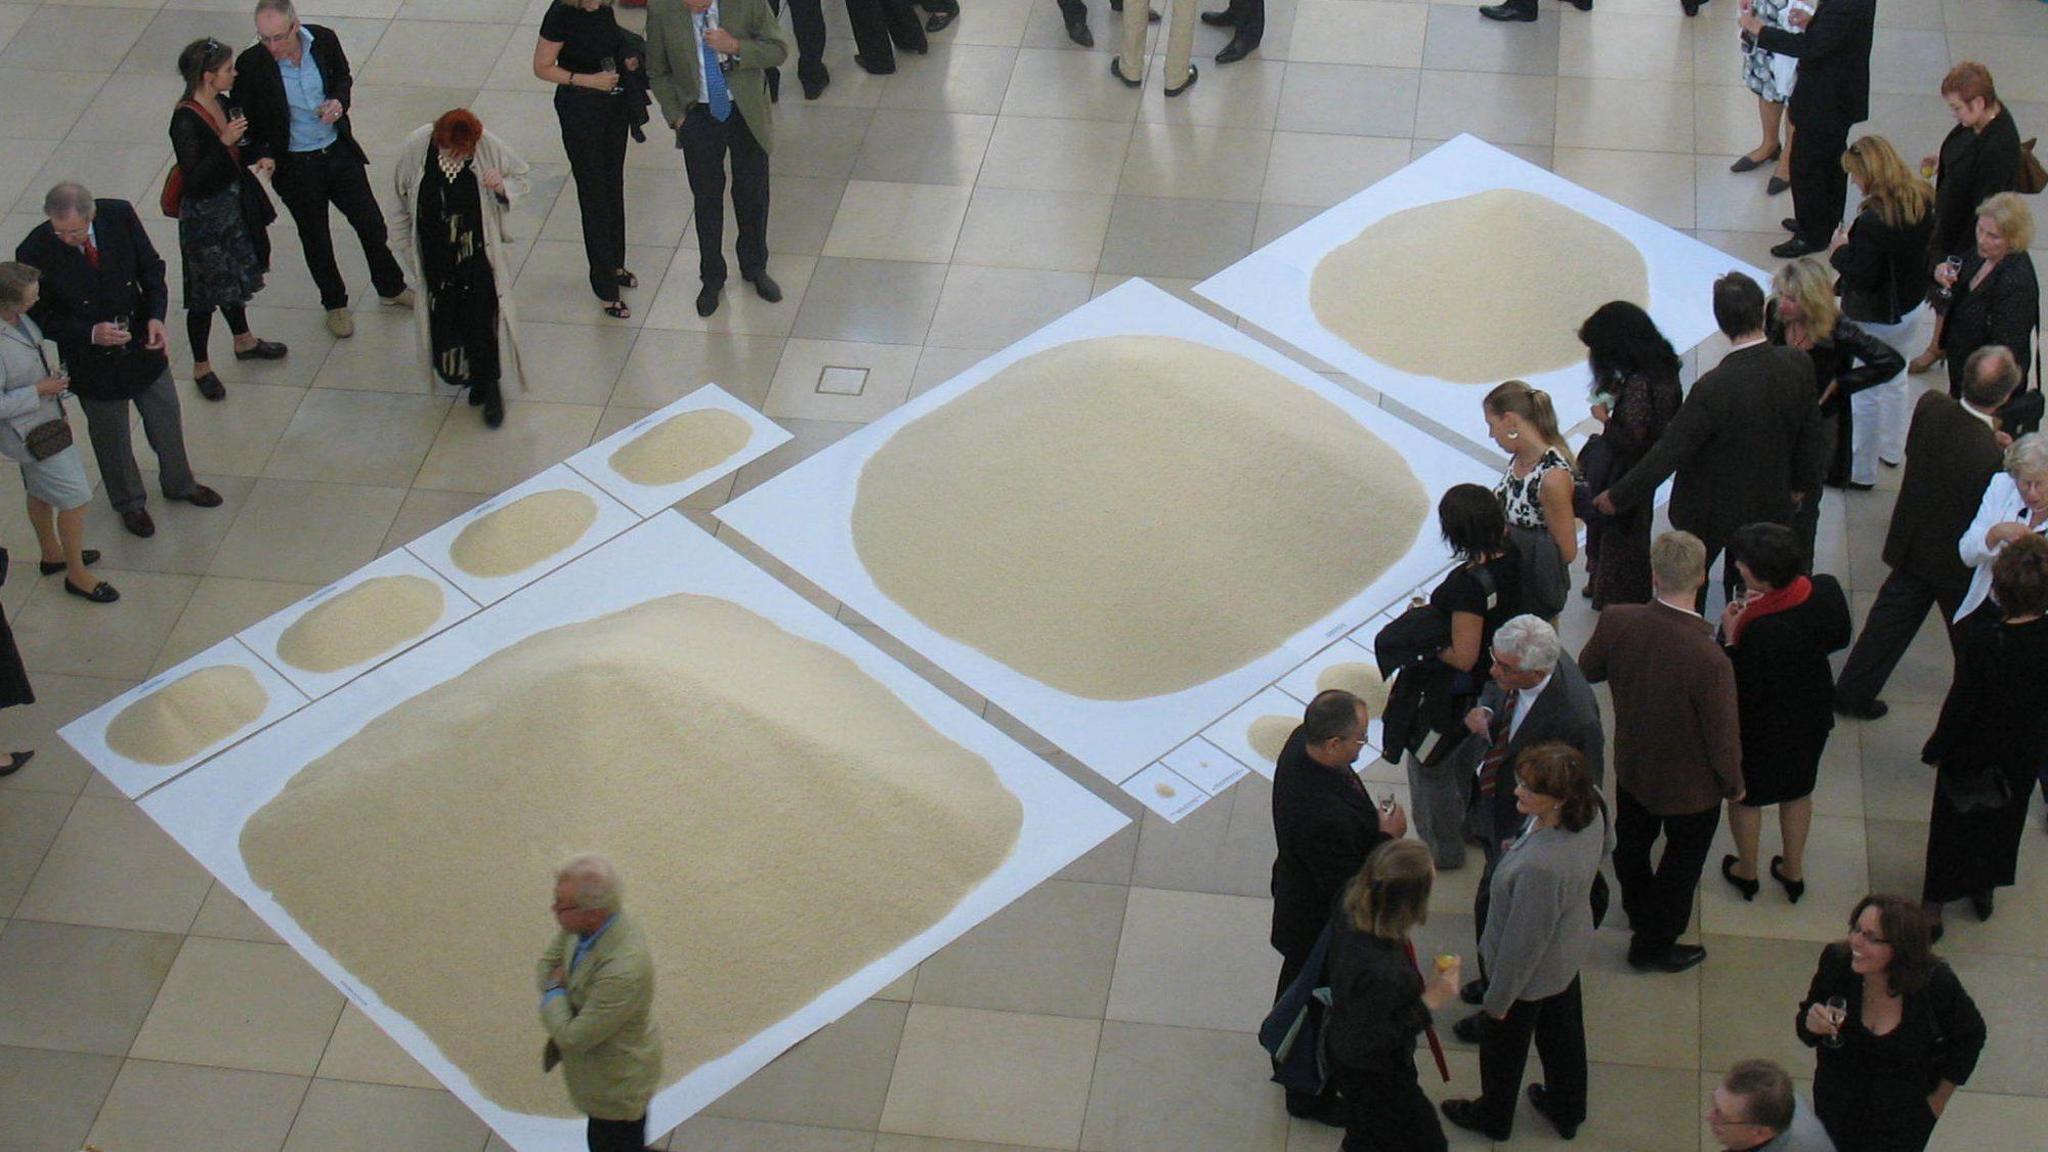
[21,444,90,510]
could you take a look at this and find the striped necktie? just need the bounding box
[1475,688,1522,797]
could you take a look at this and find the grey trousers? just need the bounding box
[1406,748,1470,870]
[79,368,197,514]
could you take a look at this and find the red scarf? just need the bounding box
[1725,574,1812,647]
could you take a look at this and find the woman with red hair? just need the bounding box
[389,108,531,427]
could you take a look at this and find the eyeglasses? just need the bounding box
[1705,1103,1757,1127]
[258,19,300,44]
[1847,924,1891,946]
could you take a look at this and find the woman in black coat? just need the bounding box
[1914,62,2023,374]
[1938,192,2039,403]
[168,38,284,401]
[1718,523,1851,904]
[1831,135,1934,485]
[1324,839,1460,1152]
[1577,303,1683,609]
[1796,895,1985,1152]
[1918,533,2048,937]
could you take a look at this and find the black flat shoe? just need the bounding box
[1833,696,1888,720]
[1721,854,1759,901]
[1479,2,1537,19]
[121,508,155,538]
[1164,62,1197,95]
[1969,890,1994,921]
[1200,7,1235,24]
[1460,977,1487,1005]
[180,485,223,508]
[1767,175,1791,195]
[1440,1100,1510,1142]
[482,392,504,429]
[232,339,288,361]
[925,10,954,31]
[0,749,31,778]
[743,269,783,303]
[64,578,119,603]
[1628,943,1707,973]
[801,70,829,99]
[853,53,897,74]
[1769,855,1805,903]
[1730,147,1780,173]
[696,283,722,318]
[194,371,226,401]
[1452,1011,1484,1044]
[1110,54,1142,86]
[40,549,99,575]
[1529,1084,1579,1140]
[1771,236,1818,258]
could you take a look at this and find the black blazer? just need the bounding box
[1796,942,1985,1091]
[1933,109,2023,265]
[1832,204,1935,325]
[1883,392,2004,592]
[1605,342,1824,543]
[1269,727,1388,958]
[1757,0,1873,131]
[233,24,366,166]
[14,199,169,401]
[1460,653,1605,844]
[1922,613,2048,793]
[1943,251,2038,398]
[1323,928,1429,1071]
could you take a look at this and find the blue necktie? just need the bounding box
[699,16,732,121]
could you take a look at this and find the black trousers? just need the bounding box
[1211,0,1264,40]
[678,104,770,286]
[1790,114,1852,248]
[1689,531,1748,615]
[766,0,828,92]
[1613,788,1720,954]
[556,91,630,303]
[1330,1057,1448,1152]
[1473,977,1587,1138]
[585,1114,646,1152]
[273,146,407,310]
[1834,567,1966,707]
[847,0,925,72]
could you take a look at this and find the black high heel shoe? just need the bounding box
[1769,855,1805,904]
[1720,854,1759,901]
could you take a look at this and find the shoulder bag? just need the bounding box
[20,341,71,462]
[162,100,240,219]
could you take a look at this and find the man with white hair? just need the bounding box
[1446,614,1604,1035]
[539,854,662,1152]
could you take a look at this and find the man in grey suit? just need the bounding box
[1834,346,2019,719]
[1445,615,1603,1032]
[1597,272,1824,610]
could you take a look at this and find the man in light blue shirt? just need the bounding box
[1708,1060,1837,1152]
[234,0,410,337]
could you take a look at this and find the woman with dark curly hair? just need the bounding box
[1576,301,1683,608]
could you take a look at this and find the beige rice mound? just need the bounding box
[608,408,753,487]
[275,575,445,674]
[105,665,267,765]
[450,489,598,579]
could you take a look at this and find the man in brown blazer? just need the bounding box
[1833,346,2020,719]
[1578,531,1744,974]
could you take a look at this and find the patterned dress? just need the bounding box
[1740,0,1797,104]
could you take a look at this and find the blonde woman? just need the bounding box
[1483,380,1578,620]
[1830,135,1936,486]
[1935,192,2039,404]
[1770,257,1903,559]
[1324,838,1460,1152]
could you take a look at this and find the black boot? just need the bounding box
[478,381,504,428]
[1214,28,1258,63]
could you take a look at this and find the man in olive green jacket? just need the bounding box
[645,0,789,318]
[539,855,662,1152]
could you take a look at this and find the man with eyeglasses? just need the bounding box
[1707,1059,1837,1151]
[234,0,412,338]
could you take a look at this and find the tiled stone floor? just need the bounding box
[0,0,2045,1147]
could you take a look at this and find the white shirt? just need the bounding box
[689,1,723,105]
[1960,400,2000,431]
[1956,472,2047,622]
[1506,668,1553,744]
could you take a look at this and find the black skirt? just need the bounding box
[1922,770,2032,901]
[0,578,34,711]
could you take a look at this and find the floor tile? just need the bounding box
[313,1002,441,1090]
[1557,76,1696,153]
[706,999,908,1129]
[1104,886,1275,1033]
[1118,122,1273,201]
[13,795,212,933]
[1260,132,1409,206]
[1560,10,1693,81]
[913,880,1126,1017]
[1001,48,1147,120]
[852,110,999,185]
[0,919,183,1054]
[379,486,488,554]
[878,43,1021,115]
[1274,62,1420,137]
[879,1004,1100,1148]
[0,6,146,71]
[762,338,923,423]
[0,71,104,139]
[823,180,974,263]
[1412,68,1557,145]
[976,115,1135,195]
[85,1059,308,1152]
[1079,1020,1291,1151]
[1097,194,1257,279]
[611,329,788,410]
[0,1043,122,1150]
[1699,814,1869,944]
[0,673,134,797]
[1286,1,1426,68]
[770,106,878,179]
[188,880,285,945]
[0,789,72,918]
[261,388,451,487]
[130,936,344,1076]
[951,186,1116,272]
[357,17,509,87]
[282,1079,488,1151]
[410,401,602,493]
[1420,1,1561,76]
[644,252,818,336]
[1128,774,1274,898]
[1552,145,1698,230]
[924,266,1095,350]
[1698,932,1832,1074]
[208,477,406,584]
[793,257,952,344]
[667,1115,878,1152]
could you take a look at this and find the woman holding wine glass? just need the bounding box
[1935,192,2038,404]
[167,38,285,402]
[1795,894,1985,1152]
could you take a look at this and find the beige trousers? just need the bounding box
[1118,0,1199,89]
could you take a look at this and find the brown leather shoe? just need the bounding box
[121,508,156,537]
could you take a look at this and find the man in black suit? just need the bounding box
[236,0,410,338]
[1477,0,1591,25]
[1743,0,1875,258]
[1834,346,2020,719]
[1597,272,1824,611]
[1269,688,1406,1123]
[1446,615,1604,1034]
[17,185,222,538]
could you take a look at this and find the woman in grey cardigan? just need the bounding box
[1441,741,1612,1143]
[0,263,113,603]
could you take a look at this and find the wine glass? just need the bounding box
[1933,257,1963,304]
[1823,996,1849,1048]
[221,100,250,148]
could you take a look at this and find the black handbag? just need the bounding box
[1936,762,2016,814]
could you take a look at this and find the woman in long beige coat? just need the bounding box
[389,110,531,428]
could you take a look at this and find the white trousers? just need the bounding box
[1851,306,1925,486]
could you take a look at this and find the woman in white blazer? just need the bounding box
[0,263,114,603]
[1954,431,2048,623]
[389,110,531,429]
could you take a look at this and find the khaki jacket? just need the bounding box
[643,0,788,152]
[537,911,663,1121]
[388,125,532,393]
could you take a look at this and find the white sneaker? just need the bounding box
[326,308,355,337]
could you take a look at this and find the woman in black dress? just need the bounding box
[1918,532,2048,937]
[1324,839,1460,1152]
[1717,522,1851,904]
[0,546,33,777]
[168,38,285,401]
[533,0,637,319]
[1576,302,1682,609]
[1936,192,2038,403]
[1796,895,1985,1152]
[1912,61,2024,375]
